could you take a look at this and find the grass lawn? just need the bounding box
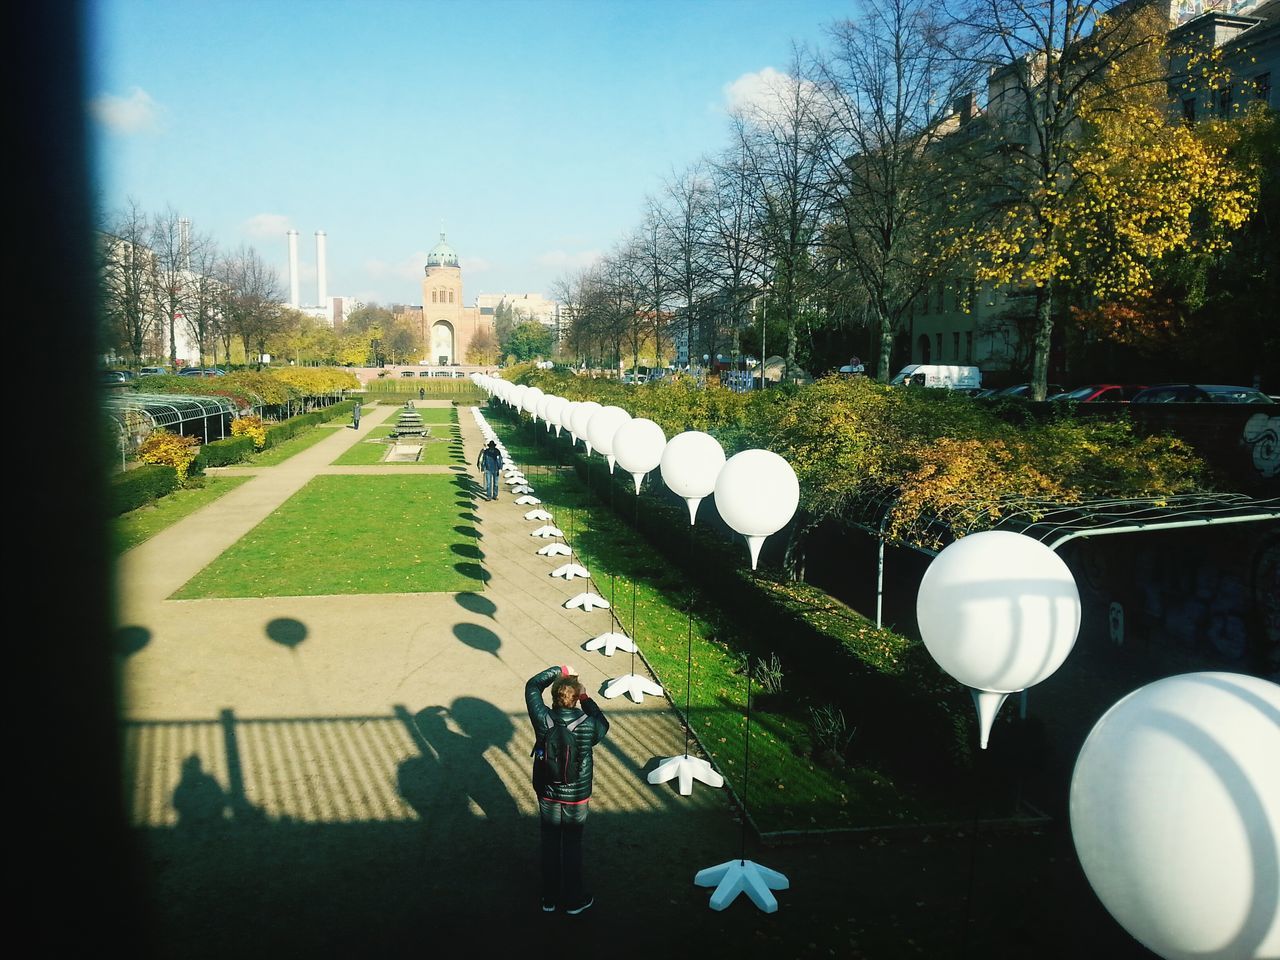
[498,435,945,833]
[330,424,465,466]
[114,476,252,555]
[173,474,483,597]
[248,426,340,466]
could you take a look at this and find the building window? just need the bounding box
[1182,97,1196,123]
[1216,85,1233,117]
[965,331,973,363]
[952,332,961,360]
[921,291,929,316]
[448,290,455,303]
[431,291,437,303]
[918,334,931,363]
[1255,73,1272,105]
[935,333,943,361]
[936,280,945,313]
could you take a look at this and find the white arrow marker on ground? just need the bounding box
[551,563,591,580]
[584,632,636,656]
[694,860,789,914]
[648,754,724,795]
[602,674,663,703]
[515,495,542,505]
[530,525,564,539]
[523,509,554,522]
[537,543,573,557]
[564,592,609,612]
[513,485,535,495]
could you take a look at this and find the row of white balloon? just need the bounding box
[474,377,1280,951]
[470,374,801,570]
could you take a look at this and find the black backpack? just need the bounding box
[535,713,587,786]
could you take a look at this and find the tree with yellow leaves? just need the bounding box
[950,0,1259,398]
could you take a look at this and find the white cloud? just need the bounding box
[722,67,818,123]
[90,87,161,134]
[243,213,295,239]
[535,249,601,271]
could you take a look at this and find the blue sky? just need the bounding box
[87,0,852,308]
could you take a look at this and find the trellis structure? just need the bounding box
[842,489,1280,627]
[104,392,238,468]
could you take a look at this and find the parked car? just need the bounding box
[139,366,169,376]
[101,369,132,384]
[1130,384,1275,404]
[1049,384,1147,403]
[992,383,1065,399]
[179,367,225,377]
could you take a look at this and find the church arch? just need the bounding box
[431,320,456,364]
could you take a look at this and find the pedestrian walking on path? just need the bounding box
[526,664,608,915]
[352,400,361,430]
[477,440,503,500]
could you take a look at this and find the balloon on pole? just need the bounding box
[612,418,667,494]
[916,530,1080,749]
[1070,672,1280,960]
[586,405,631,473]
[712,449,800,569]
[570,401,602,453]
[659,431,726,525]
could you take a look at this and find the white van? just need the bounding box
[890,364,981,390]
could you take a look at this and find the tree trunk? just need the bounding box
[1031,280,1055,401]
[876,303,894,382]
[783,514,815,582]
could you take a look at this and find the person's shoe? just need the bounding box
[565,896,593,916]
[541,899,556,913]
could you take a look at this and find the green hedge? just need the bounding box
[112,464,179,515]
[195,435,256,469]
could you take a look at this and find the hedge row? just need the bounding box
[261,399,357,448]
[195,436,256,469]
[112,464,179,515]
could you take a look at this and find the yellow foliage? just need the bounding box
[138,429,201,483]
[231,415,268,449]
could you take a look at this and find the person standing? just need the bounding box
[525,664,608,915]
[352,399,361,430]
[476,440,503,501]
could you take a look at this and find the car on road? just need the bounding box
[1130,384,1275,404]
[1049,384,1147,403]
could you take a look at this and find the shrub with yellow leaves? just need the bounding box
[137,429,201,483]
[230,415,269,449]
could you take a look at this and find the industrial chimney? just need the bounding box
[287,230,300,308]
[316,230,327,311]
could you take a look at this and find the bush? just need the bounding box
[112,464,179,514]
[137,429,201,482]
[231,415,268,449]
[195,435,255,469]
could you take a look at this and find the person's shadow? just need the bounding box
[172,754,229,834]
[396,700,518,827]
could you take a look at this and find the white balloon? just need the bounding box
[560,400,581,437]
[713,449,799,569]
[522,386,545,418]
[916,530,1080,748]
[586,406,632,472]
[545,396,569,435]
[535,393,554,423]
[1070,672,1280,960]
[660,431,726,525]
[612,418,667,494]
[570,401,602,452]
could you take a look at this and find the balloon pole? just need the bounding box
[740,652,753,863]
[684,520,694,757]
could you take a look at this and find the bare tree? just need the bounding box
[815,0,979,381]
[730,56,833,378]
[220,245,286,367]
[99,198,157,367]
[184,230,221,366]
[148,206,195,369]
[656,163,716,368]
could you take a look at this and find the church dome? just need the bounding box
[426,233,459,269]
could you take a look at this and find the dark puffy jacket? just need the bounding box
[526,666,609,803]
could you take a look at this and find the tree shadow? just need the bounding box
[116,624,151,657]
[266,618,307,649]
[450,543,483,560]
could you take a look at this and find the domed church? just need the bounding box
[419,232,493,364]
